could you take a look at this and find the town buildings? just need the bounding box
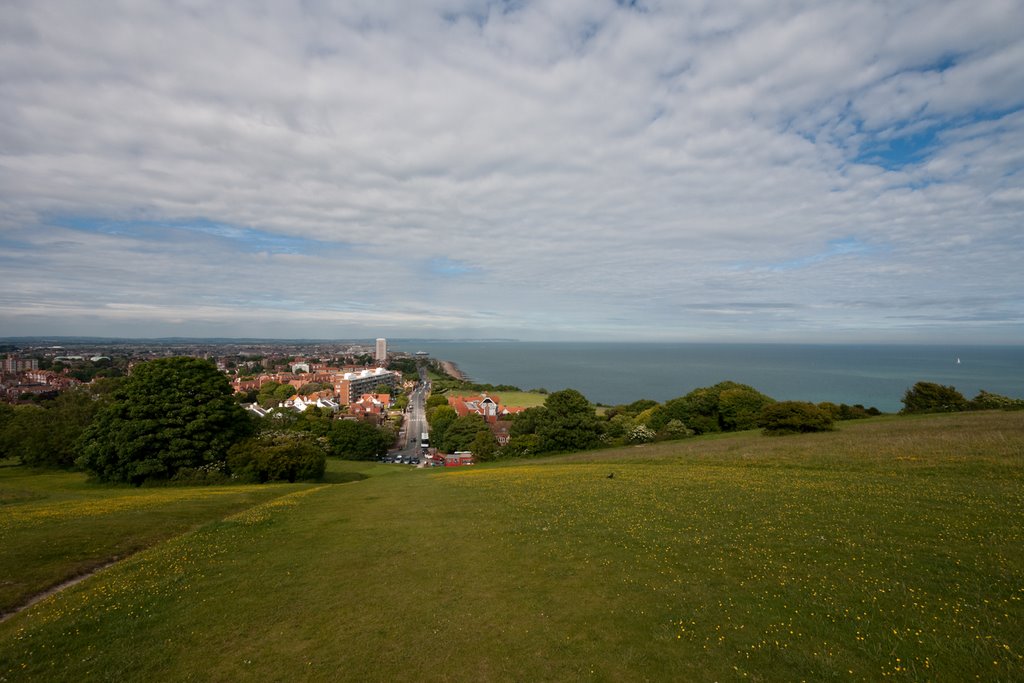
[447,393,524,446]
[228,364,401,415]
[2,356,38,373]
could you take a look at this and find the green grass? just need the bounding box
[453,389,548,408]
[0,469,313,617]
[1,412,1022,681]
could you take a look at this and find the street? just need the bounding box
[395,366,429,457]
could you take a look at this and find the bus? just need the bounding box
[420,432,429,450]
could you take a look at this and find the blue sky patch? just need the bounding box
[427,257,480,278]
[853,108,1022,171]
[51,216,340,255]
[734,237,880,273]
[855,126,940,170]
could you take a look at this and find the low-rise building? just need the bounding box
[350,393,391,420]
[448,394,524,423]
[444,452,475,467]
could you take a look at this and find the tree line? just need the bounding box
[427,379,1023,461]
[0,357,395,485]
[4,359,1020,483]
[425,381,854,461]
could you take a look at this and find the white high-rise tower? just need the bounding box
[375,338,387,363]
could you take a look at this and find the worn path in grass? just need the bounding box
[1,413,1022,681]
[0,468,324,619]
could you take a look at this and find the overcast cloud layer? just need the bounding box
[1,0,1023,342]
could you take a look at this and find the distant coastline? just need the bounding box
[401,341,1024,413]
[439,360,468,381]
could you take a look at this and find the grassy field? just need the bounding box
[1,412,1022,681]
[0,468,320,618]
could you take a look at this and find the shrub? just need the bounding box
[627,424,656,444]
[170,461,230,485]
[818,402,879,420]
[900,382,968,414]
[651,381,775,435]
[760,401,835,436]
[227,432,326,483]
[658,419,693,440]
[969,390,1024,411]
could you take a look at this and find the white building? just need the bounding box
[375,338,387,362]
[334,366,400,404]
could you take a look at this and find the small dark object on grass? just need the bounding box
[607,473,614,479]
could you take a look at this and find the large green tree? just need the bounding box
[510,389,601,454]
[0,383,120,468]
[326,419,390,460]
[76,357,252,484]
[649,381,774,434]
[427,405,458,449]
[442,414,489,453]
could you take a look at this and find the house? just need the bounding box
[488,420,514,446]
[246,404,271,418]
[231,378,261,393]
[448,394,525,423]
[280,391,341,413]
[349,393,391,420]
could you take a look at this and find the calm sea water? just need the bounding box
[394,342,1024,413]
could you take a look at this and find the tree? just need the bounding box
[900,382,967,414]
[327,419,389,460]
[603,413,634,439]
[969,390,1024,411]
[0,386,114,468]
[651,381,774,434]
[257,381,297,408]
[288,406,333,437]
[470,429,499,461]
[718,386,775,431]
[227,432,326,482]
[442,415,488,453]
[760,401,834,435]
[425,394,449,410]
[658,419,692,440]
[523,389,602,454]
[0,404,15,446]
[501,433,542,458]
[604,399,658,420]
[76,357,252,484]
[0,405,48,465]
[427,405,457,448]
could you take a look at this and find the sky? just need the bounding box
[1,0,1023,343]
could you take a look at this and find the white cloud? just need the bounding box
[0,0,1022,341]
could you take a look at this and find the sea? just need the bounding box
[392,342,1024,413]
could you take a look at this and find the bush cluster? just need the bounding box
[227,432,326,483]
[760,402,835,435]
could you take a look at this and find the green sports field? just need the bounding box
[1,412,1022,681]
